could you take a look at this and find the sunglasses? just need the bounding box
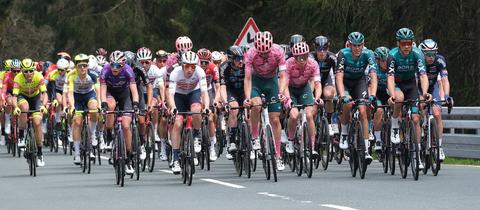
[24,70,34,74]
[424,52,437,57]
[184,64,196,69]
[77,63,88,68]
[13,69,21,73]
[58,68,66,71]
[316,47,328,52]
[234,56,244,61]
[140,60,151,65]
[295,54,308,61]
[111,63,123,69]
[399,40,413,47]
[213,61,221,65]
[156,59,167,63]
[200,60,210,66]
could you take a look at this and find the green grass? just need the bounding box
[444,157,480,166]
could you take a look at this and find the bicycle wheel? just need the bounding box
[333,135,343,164]
[181,130,187,184]
[381,121,390,174]
[81,122,88,173]
[186,129,195,186]
[302,122,313,178]
[320,117,330,170]
[132,124,140,180]
[118,127,126,187]
[234,125,243,176]
[408,121,419,181]
[143,124,153,172]
[428,118,440,176]
[294,133,303,176]
[420,133,429,175]
[260,128,270,180]
[355,121,367,179]
[266,125,277,182]
[389,143,396,175]
[347,125,358,178]
[30,127,37,177]
[96,131,102,165]
[241,122,252,178]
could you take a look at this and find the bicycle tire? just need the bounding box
[421,130,429,175]
[355,121,367,179]
[303,122,313,178]
[320,117,330,170]
[144,124,153,172]
[408,121,419,181]
[260,128,270,180]
[381,121,389,174]
[242,121,252,178]
[347,124,358,178]
[429,118,440,176]
[132,124,140,180]
[333,135,343,164]
[187,129,195,186]
[266,125,277,182]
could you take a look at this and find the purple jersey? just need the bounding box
[100,63,136,93]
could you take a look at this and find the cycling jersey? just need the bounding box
[89,65,103,77]
[375,63,389,92]
[168,65,208,95]
[47,69,67,92]
[336,48,377,80]
[145,64,166,90]
[203,62,219,90]
[100,63,136,94]
[219,61,244,90]
[244,44,286,78]
[13,72,47,97]
[424,54,448,89]
[311,51,336,86]
[285,57,320,88]
[1,71,16,91]
[387,47,426,81]
[165,53,179,72]
[67,69,99,94]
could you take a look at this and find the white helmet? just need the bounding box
[211,51,222,62]
[136,47,152,60]
[96,55,107,66]
[419,39,438,52]
[109,50,126,64]
[88,55,98,69]
[56,58,69,70]
[181,51,199,64]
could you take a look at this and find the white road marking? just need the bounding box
[321,204,358,210]
[159,169,173,174]
[257,192,290,200]
[100,156,109,160]
[201,178,246,189]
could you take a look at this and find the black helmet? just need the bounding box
[124,51,136,66]
[313,35,330,50]
[226,45,244,60]
[279,44,291,57]
[289,34,304,48]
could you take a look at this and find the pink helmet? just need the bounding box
[254,31,273,53]
[175,36,193,52]
[197,48,212,60]
[291,42,309,56]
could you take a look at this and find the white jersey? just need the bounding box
[168,65,208,95]
[145,64,166,89]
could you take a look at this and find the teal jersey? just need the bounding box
[387,47,426,81]
[375,63,388,91]
[336,48,376,80]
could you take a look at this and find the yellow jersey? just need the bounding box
[13,71,47,97]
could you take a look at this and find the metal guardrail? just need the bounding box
[442,107,480,159]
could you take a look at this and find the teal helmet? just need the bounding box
[396,28,414,40]
[374,47,390,60]
[347,32,364,45]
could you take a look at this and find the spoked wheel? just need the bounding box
[215,126,226,158]
[408,121,419,181]
[354,121,367,179]
[133,128,141,181]
[333,135,343,164]
[421,138,430,175]
[389,144,396,175]
[319,118,330,170]
[429,119,440,176]
[266,126,277,182]
[294,137,303,177]
[186,130,195,186]
[347,125,358,178]
[260,129,270,180]
[381,122,390,174]
[144,124,155,172]
[303,124,313,178]
[398,142,408,179]
[241,122,252,178]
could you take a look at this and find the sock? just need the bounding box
[365,139,370,151]
[341,123,349,135]
[251,124,259,139]
[210,136,216,146]
[173,149,180,161]
[374,131,381,142]
[74,141,80,156]
[391,117,399,128]
[439,138,442,147]
[89,121,97,136]
[37,146,43,156]
[5,114,10,126]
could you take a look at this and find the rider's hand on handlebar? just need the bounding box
[101,102,109,113]
[243,98,251,107]
[315,98,324,106]
[424,93,433,102]
[388,96,395,105]
[13,107,21,116]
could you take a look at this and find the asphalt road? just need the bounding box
[0,146,479,210]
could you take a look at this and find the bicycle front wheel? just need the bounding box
[266,125,277,182]
[303,122,313,178]
[429,118,440,176]
[409,121,419,181]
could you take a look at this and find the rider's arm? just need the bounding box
[277,50,287,95]
[244,70,252,100]
[386,55,396,99]
[335,51,346,97]
[129,83,139,104]
[167,73,176,110]
[200,75,209,109]
[438,56,450,96]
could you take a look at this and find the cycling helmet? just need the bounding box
[396,28,414,40]
[289,34,304,48]
[254,31,273,53]
[313,36,330,50]
[175,36,193,52]
[96,55,107,66]
[211,51,222,62]
[197,48,212,60]
[279,44,290,56]
[74,54,89,64]
[419,39,438,52]
[240,44,251,54]
[110,50,126,64]
[291,42,310,56]
[69,60,75,69]
[156,50,168,58]
[124,51,136,66]
[57,52,71,60]
[347,32,365,45]
[96,48,108,56]
[226,45,244,60]
[11,59,21,69]
[137,47,152,60]
[181,51,199,64]
[21,58,35,71]
[56,58,70,70]
[374,47,390,60]
[3,59,12,70]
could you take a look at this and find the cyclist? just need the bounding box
[155,50,169,69]
[0,59,12,143]
[96,55,107,67]
[336,32,377,163]
[136,47,166,160]
[211,51,223,66]
[67,54,100,164]
[100,50,140,175]
[371,47,391,151]
[167,51,210,174]
[13,58,48,167]
[419,39,451,160]
[243,31,288,171]
[284,42,322,156]
[166,36,193,71]
[288,34,304,59]
[1,59,21,138]
[219,45,246,160]
[46,58,70,134]
[311,35,338,135]
[198,48,220,161]
[387,28,431,169]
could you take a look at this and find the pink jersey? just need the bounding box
[165,53,179,71]
[286,57,321,88]
[244,44,286,79]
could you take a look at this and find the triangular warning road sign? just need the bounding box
[234,17,260,47]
